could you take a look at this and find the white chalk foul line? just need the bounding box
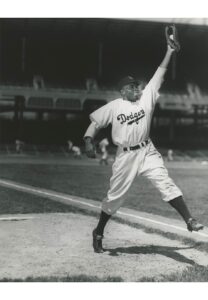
[0,216,34,221]
[0,179,100,209]
[117,211,208,238]
[0,178,207,238]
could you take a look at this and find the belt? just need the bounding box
[123,139,150,152]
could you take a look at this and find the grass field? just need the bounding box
[0,186,93,215]
[2,265,208,282]
[0,161,207,226]
[0,158,208,282]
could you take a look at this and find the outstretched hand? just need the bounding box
[165,25,180,52]
[167,44,175,52]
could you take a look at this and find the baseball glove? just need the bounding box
[165,24,180,52]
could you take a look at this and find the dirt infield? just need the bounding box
[0,156,208,281]
[0,212,208,281]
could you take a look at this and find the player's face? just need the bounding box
[121,83,143,102]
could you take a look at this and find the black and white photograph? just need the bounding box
[0,1,208,298]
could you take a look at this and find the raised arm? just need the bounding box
[146,45,175,94]
[160,45,175,69]
[146,26,180,94]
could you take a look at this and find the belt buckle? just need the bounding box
[124,140,149,152]
[123,146,130,152]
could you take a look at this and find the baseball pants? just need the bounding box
[101,141,182,215]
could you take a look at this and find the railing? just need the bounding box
[1,84,208,112]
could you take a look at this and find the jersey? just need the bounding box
[89,67,166,147]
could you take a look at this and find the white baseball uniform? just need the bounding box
[68,140,82,157]
[84,67,182,215]
[72,146,81,156]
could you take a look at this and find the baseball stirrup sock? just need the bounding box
[168,196,192,223]
[96,211,111,236]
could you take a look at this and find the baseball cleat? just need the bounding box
[187,218,204,232]
[92,229,104,253]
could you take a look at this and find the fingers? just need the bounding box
[167,45,175,52]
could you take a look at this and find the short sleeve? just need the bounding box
[90,101,115,128]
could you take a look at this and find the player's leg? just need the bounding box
[140,145,203,231]
[92,210,111,253]
[93,149,144,253]
[168,195,203,231]
[102,149,145,215]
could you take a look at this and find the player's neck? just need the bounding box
[122,96,138,103]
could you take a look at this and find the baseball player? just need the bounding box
[67,140,82,158]
[167,149,174,161]
[84,26,204,253]
[15,139,24,154]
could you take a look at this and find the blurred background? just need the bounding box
[0,18,208,153]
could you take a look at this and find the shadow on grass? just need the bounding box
[112,215,208,253]
[105,245,198,266]
[140,265,208,282]
[0,275,123,282]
